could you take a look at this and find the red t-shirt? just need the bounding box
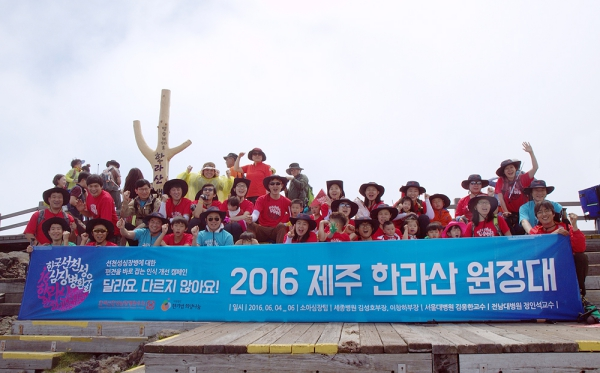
[455,196,472,221]
[86,190,119,234]
[377,234,402,240]
[466,216,510,237]
[86,242,118,247]
[291,231,318,243]
[219,199,254,215]
[530,223,586,253]
[162,233,193,246]
[241,162,272,198]
[24,209,75,245]
[165,198,193,219]
[254,194,291,227]
[495,172,533,213]
[326,232,350,242]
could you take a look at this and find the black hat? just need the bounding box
[199,207,227,222]
[286,163,304,175]
[223,152,238,161]
[289,213,317,231]
[331,198,359,219]
[429,194,451,209]
[496,159,521,177]
[370,204,399,221]
[326,180,345,199]
[359,182,385,198]
[106,160,120,168]
[42,217,70,241]
[230,178,251,196]
[263,175,288,190]
[353,217,379,235]
[248,148,267,161]
[399,181,426,195]
[523,179,555,195]
[163,179,189,198]
[461,174,490,190]
[86,218,115,241]
[42,187,70,206]
[468,195,499,215]
[143,212,170,226]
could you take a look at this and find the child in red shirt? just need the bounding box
[158,217,193,246]
[285,213,318,243]
[319,212,350,242]
[425,222,443,239]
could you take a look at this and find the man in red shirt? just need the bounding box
[75,174,119,239]
[246,175,290,243]
[24,187,76,245]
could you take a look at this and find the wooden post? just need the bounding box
[133,89,192,195]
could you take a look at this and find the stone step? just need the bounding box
[0,280,24,294]
[12,320,208,337]
[0,304,20,317]
[0,335,146,354]
[0,351,63,370]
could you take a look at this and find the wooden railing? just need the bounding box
[0,202,44,232]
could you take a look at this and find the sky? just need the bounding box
[1,1,599,233]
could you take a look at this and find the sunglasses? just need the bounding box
[470,181,482,185]
[252,152,261,156]
[339,203,351,208]
[93,229,108,233]
[269,182,282,186]
[207,217,221,222]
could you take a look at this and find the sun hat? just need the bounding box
[331,198,359,219]
[230,178,251,196]
[468,195,499,214]
[326,180,345,199]
[199,206,227,222]
[496,159,522,177]
[353,217,379,234]
[461,174,490,190]
[369,204,399,221]
[263,175,288,190]
[399,181,426,195]
[523,179,555,195]
[42,217,70,241]
[163,179,189,198]
[201,162,217,172]
[42,187,70,206]
[359,182,385,198]
[86,218,115,241]
[106,160,120,168]
[289,213,317,231]
[222,153,238,161]
[442,221,467,238]
[429,194,451,209]
[285,163,304,175]
[247,148,267,161]
[142,212,169,226]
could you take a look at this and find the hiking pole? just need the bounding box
[508,162,524,199]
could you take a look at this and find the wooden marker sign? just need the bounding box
[133,89,192,195]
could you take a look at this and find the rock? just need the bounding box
[98,356,129,373]
[0,316,16,335]
[0,251,29,279]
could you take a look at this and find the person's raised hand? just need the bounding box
[187,165,193,173]
[161,224,169,234]
[522,142,534,154]
[116,219,125,229]
[287,225,294,238]
[123,190,131,203]
[191,226,199,235]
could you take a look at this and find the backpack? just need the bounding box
[471,215,503,237]
[36,209,70,234]
[306,183,314,206]
[102,167,120,192]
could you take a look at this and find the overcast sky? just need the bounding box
[1,1,599,233]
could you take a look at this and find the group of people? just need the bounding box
[24,142,589,298]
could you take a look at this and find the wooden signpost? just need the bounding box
[133,89,191,195]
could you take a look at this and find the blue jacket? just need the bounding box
[195,226,234,246]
